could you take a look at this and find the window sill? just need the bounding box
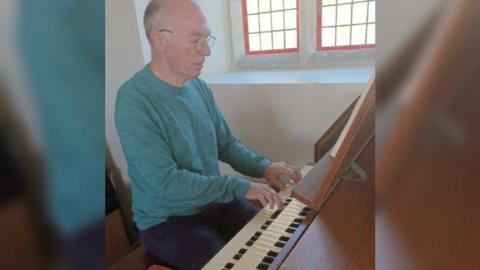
[202,68,373,85]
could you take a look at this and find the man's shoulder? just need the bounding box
[116,68,150,105]
[114,70,153,127]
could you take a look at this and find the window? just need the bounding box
[242,0,299,55]
[317,0,375,50]
[230,0,374,70]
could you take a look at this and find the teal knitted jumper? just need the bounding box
[115,65,271,230]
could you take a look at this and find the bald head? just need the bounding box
[143,0,205,43]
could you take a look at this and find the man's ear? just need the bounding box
[150,31,167,51]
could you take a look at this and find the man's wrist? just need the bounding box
[235,177,252,199]
[259,158,272,178]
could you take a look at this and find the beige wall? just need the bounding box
[211,83,365,176]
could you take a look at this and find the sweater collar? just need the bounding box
[144,64,190,96]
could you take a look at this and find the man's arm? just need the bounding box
[115,89,251,205]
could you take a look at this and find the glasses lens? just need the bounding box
[207,36,215,49]
[194,36,215,51]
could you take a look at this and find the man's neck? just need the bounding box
[150,56,187,87]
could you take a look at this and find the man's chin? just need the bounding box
[190,70,202,79]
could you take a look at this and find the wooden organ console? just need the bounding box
[204,78,375,270]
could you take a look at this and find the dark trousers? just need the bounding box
[139,199,260,270]
[60,221,104,270]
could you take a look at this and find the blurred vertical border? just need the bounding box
[376,0,480,269]
[0,0,105,269]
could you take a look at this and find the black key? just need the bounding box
[270,210,281,219]
[257,262,270,270]
[290,223,299,228]
[286,198,292,202]
[224,262,234,269]
[274,241,285,248]
[267,250,279,257]
[285,227,296,234]
[246,240,254,246]
[262,256,275,264]
[299,211,308,217]
[303,207,311,211]
[265,220,272,225]
[239,248,247,254]
[254,231,262,237]
[279,236,290,242]
[293,218,304,223]
[261,225,268,230]
[233,253,242,260]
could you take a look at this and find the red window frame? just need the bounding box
[241,0,300,55]
[316,0,375,51]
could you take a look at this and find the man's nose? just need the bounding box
[197,41,211,56]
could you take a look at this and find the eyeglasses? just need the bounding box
[156,29,216,51]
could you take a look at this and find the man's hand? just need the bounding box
[264,161,302,191]
[246,182,284,210]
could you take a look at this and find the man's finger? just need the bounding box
[293,168,302,183]
[259,196,268,208]
[271,178,286,191]
[282,167,299,182]
[285,164,302,182]
[266,186,283,210]
[266,192,275,209]
[273,193,284,210]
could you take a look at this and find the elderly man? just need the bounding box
[115,0,301,269]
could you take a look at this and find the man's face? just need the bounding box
[161,8,212,81]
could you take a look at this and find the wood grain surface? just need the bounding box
[281,139,374,270]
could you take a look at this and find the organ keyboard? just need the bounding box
[202,165,314,270]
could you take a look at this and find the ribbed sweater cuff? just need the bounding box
[234,178,252,199]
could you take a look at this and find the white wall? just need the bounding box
[132,0,150,64]
[211,83,366,176]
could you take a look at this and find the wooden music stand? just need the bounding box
[292,76,375,211]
